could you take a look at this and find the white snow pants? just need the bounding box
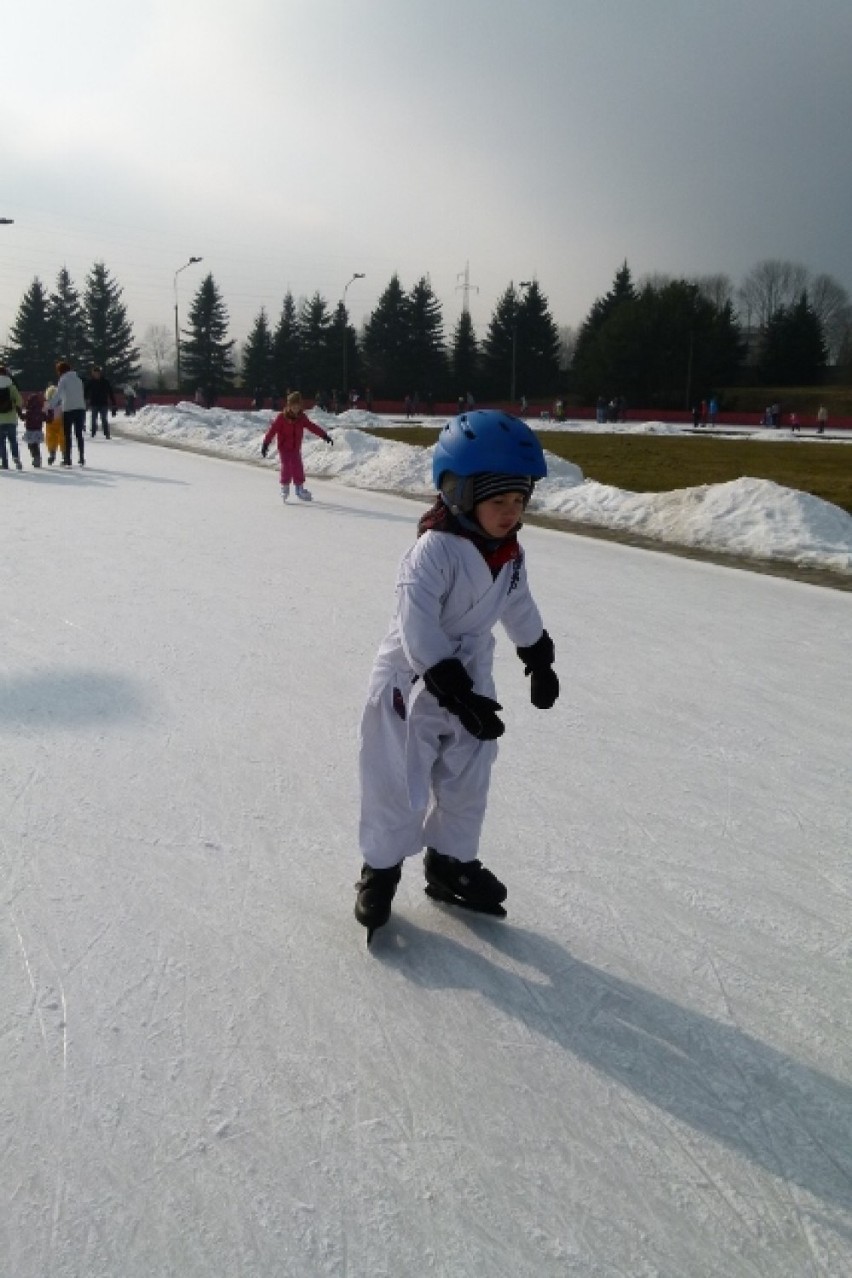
[358,677,499,870]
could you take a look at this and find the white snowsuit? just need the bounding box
[359,529,544,869]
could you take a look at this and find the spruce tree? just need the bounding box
[297,293,335,396]
[481,284,522,401]
[83,262,140,382]
[48,267,87,370]
[181,274,235,400]
[271,291,300,397]
[362,274,410,398]
[241,308,274,397]
[334,299,361,399]
[451,310,480,400]
[5,277,56,388]
[571,262,638,401]
[514,281,561,398]
[577,280,743,408]
[406,277,446,404]
[759,294,827,385]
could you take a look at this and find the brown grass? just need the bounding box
[366,427,852,516]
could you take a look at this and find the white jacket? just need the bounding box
[49,370,86,413]
[366,529,544,705]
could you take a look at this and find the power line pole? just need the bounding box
[456,261,479,314]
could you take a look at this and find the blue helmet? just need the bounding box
[432,410,547,514]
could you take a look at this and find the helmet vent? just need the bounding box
[463,428,476,439]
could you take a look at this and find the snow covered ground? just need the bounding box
[3,434,851,1277]
[120,402,852,576]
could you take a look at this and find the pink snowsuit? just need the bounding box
[262,410,330,485]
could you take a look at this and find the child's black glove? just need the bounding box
[516,630,560,709]
[261,444,269,458]
[324,433,334,445]
[424,658,505,740]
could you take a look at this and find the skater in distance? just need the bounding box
[355,409,560,940]
[261,390,333,501]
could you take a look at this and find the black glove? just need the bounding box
[516,630,560,709]
[424,658,504,740]
[261,444,268,458]
[325,434,334,446]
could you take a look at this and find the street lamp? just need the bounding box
[510,280,532,404]
[341,272,365,401]
[174,256,203,395]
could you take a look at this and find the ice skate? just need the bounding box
[354,862,402,942]
[423,848,507,917]
[295,485,312,501]
[280,485,290,502]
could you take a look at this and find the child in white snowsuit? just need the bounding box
[260,391,333,501]
[355,410,560,937]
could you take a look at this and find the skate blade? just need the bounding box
[424,883,507,918]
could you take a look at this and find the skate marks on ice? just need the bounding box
[0,670,147,730]
[371,913,852,1219]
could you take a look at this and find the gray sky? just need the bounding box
[3,0,851,355]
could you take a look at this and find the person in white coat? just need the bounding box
[355,411,560,939]
[48,360,87,466]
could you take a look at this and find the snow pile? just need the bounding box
[124,403,852,574]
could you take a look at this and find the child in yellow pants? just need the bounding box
[44,383,63,463]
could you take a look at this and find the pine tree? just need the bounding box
[297,293,335,396]
[759,294,827,385]
[181,274,235,400]
[575,280,743,408]
[48,267,87,370]
[82,262,140,382]
[241,308,274,397]
[406,277,446,404]
[334,300,361,399]
[362,274,410,399]
[571,262,638,401]
[514,281,561,398]
[271,291,300,397]
[5,278,57,388]
[450,310,480,400]
[481,283,522,401]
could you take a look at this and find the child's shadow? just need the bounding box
[377,910,852,1214]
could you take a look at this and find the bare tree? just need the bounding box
[557,325,577,373]
[809,274,852,364]
[692,274,734,310]
[141,323,174,388]
[737,259,809,330]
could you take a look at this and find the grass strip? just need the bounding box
[366,427,852,517]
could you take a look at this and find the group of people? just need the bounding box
[0,359,143,470]
[596,395,628,424]
[692,397,720,428]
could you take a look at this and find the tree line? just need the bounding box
[4,259,851,408]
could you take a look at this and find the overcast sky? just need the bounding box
[3,0,851,358]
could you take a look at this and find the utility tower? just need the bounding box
[456,261,479,314]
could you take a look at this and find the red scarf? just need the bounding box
[417,498,521,577]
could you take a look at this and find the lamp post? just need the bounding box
[341,272,365,401]
[174,257,203,394]
[510,280,532,404]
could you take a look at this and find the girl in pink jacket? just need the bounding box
[261,391,333,501]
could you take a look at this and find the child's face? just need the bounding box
[474,491,526,539]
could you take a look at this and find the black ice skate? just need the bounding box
[354,862,402,942]
[423,848,507,917]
